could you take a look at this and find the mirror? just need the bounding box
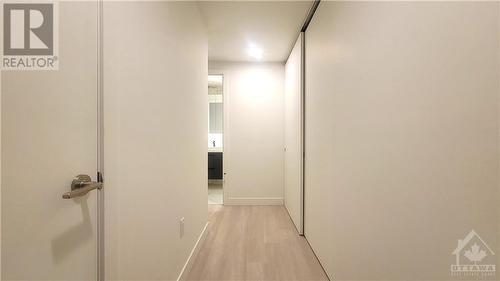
[208,74,223,150]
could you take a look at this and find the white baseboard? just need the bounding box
[176,222,209,281]
[224,197,283,205]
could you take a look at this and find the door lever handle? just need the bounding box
[62,174,103,199]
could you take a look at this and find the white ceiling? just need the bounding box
[198,1,313,62]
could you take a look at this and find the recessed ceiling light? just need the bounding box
[247,44,263,61]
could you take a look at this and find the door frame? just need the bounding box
[300,31,305,235]
[208,69,228,204]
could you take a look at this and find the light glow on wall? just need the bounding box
[208,75,223,84]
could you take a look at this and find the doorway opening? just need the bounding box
[208,74,224,204]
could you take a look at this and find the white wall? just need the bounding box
[284,34,303,233]
[210,62,285,205]
[305,2,499,280]
[104,2,208,280]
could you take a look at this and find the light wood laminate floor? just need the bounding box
[186,205,329,281]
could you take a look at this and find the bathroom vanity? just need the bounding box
[208,150,223,180]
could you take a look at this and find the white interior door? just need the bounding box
[1,1,101,280]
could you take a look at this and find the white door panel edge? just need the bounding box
[284,33,304,234]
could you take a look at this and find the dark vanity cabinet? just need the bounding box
[208,152,223,179]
